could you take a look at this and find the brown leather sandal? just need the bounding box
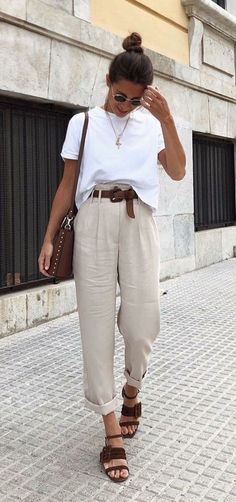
[100,433,129,482]
[119,386,142,438]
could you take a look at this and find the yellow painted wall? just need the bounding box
[91,0,189,65]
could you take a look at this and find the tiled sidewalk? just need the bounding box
[0,259,236,502]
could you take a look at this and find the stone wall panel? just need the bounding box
[227,0,236,17]
[0,22,50,97]
[41,0,73,14]
[0,0,26,19]
[161,80,210,132]
[156,215,175,262]
[88,57,109,108]
[174,214,195,258]
[208,96,228,137]
[158,165,194,217]
[202,28,235,77]
[27,0,82,43]
[48,40,104,106]
[227,103,236,138]
[0,294,26,337]
[189,17,203,69]
[0,282,77,336]
[222,227,236,260]
[160,255,195,280]
[74,0,91,21]
[195,229,222,269]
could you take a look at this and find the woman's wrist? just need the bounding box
[160,113,173,126]
[43,234,54,245]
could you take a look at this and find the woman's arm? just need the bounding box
[141,86,186,181]
[38,159,78,276]
[158,115,186,181]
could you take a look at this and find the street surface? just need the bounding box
[0,259,236,501]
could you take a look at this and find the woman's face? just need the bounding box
[105,77,146,117]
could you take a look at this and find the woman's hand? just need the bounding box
[38,240,54,277]
[141,85,171,124]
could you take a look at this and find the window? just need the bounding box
[211,0,226,8]
[0,98,76,292]
[193,134,236,231]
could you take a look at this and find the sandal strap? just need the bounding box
[106,433,123,441]
[119,420,139,427]
[105,465,129,475]
[122,386,139,400]
[100,446,126,463]
[121,402,142,418]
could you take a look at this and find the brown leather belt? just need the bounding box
[90,186,138,218]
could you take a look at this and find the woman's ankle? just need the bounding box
[124,383,139,399]
[102,411,121,433]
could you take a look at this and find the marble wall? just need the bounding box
[0,0,235,283]
[226,0,236,17]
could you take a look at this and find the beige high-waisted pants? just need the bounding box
[73,183,160,415]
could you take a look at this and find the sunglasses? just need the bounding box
[111,89,141,107]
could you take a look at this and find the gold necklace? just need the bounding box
[105,111,130,148]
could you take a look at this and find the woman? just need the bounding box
[38,32,186,482]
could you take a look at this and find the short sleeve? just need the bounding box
[60,113,84,161]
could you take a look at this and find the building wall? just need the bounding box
[91,0,189,65]
[0,0,235,335]
[227,0,236,17]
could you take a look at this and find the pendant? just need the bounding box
[116,137,121,148]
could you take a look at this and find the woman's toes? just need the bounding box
[121,469,128,478]
[122,425,128,435]
[109,470,115,479]
[120,422,138,436]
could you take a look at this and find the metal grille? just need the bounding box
[0,97,75,293]
[193,133,236,231]
[211,0,225,8]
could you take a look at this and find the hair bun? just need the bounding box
[122,32,143,54]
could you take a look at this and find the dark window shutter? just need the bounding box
[211,0,226,8]
[193,133,236,231]
[0,97,78,292]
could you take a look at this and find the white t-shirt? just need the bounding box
[60,106,165,213]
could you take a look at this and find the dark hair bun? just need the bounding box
[122,32,143,54]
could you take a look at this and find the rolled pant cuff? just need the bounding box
[84,394,119,416]
[124,369,148,390]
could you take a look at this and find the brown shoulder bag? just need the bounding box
[47,112,89,279]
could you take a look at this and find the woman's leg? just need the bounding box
[117,199,161,435]
[102,413,129,480]
[73,188,129,479]
[73,195,119,414]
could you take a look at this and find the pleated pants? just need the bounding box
[73,183,161,415]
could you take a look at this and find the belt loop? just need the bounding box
[98,189,102,204]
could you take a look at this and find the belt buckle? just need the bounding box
[110,186,122,203]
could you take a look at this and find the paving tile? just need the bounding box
[0,259,236,501]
